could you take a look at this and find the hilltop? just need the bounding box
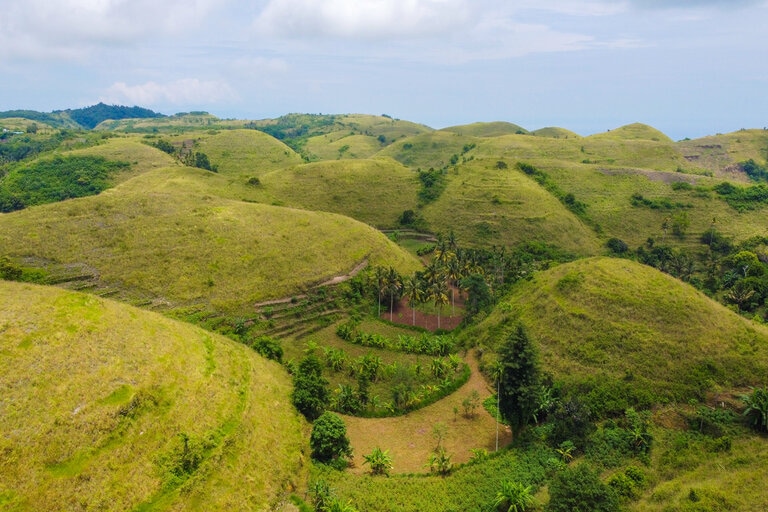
[0,103,164,130]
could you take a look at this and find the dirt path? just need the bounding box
[342,351,512,475]
[253,259,368,308]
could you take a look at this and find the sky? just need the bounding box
[0,0,766,140]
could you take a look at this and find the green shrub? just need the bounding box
[547,463,619,512]
[310,412,352,464]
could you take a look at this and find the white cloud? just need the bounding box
[100,79,239,107]
[253,0,471,39]
[0,0,222,61]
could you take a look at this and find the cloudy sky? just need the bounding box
[1,0,766,139]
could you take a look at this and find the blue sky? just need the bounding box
[1,0,766,140]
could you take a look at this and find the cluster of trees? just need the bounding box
[358,234,570,328]
[627,227,768,318]
[148,137,217,172]
[0,155,129,212]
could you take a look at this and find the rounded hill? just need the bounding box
[440,121,529,137]
[531,126,581,139]
[0,167,422,314]
[464,257,768,407]
[588,122,673,143]
[0,280,305,511]
[259,158,419,227]
[195,128,303,176]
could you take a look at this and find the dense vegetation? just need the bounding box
[0,155,129,212]
[1,108,768,511]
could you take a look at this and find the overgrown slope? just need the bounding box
[0,280,305,511]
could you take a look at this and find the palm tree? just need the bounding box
[489,360,504,451]
[403,275,423,326]
[374,266,387,318]
[385,267,402,321]
[446,258,462,317]
[430,280,449,330]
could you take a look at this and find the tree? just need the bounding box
[547,463,619,512]
[742,386,768,432]
[430,279,450,330]
[403,275,423,326]
[310,412,352,464]
[498,324,541,432]
[494,481,535,512]
[461,273,493,321]
[362,446,393,476]
[385,267,403,321]
[292,354,330,421]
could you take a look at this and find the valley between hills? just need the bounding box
[2,107,768,511]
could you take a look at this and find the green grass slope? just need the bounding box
[379,131,479,170]
[304,133,387,160]
[531,127,581,139]
[465,257,768,404]
[440,121,529,137]
[255,158,420,228]
[0,280,305,511]
[588,123,674,143]
[419,157,602,254]
[195,129,303,177]
[677,129,768,177]
[0,167,422,314]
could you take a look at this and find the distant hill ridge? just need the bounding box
[0,103,165,129]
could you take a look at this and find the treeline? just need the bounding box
[349,232,573,327]
[64,103,164,129]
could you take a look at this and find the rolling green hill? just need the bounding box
[255,158,420,228]
[0,166,422,315]
[0,280,305,511]
[194,129,303,177]
[464,257,768,405]
[418,156,602,253]
[440,121,529,137]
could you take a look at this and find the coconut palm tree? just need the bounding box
[403,275,423,326]
[430,280,449,330]
[374,266,387,317]
[385,266,402,321]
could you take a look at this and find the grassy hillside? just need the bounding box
[440,121,529,137]
[194,129,303,177]
[0,280,305,511]
[379,131,478,170]
[418,156,602,253]
[678,129,768,176]
[531,127,581,139]
[255,158,420,228]
[0,166,422,315]
[465,257,768,405]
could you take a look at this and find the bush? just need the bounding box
[606,238,629,255]
[292,354,330,421]
[310,412,352,464]
[250,335,283,362]
[547,463,619,512]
